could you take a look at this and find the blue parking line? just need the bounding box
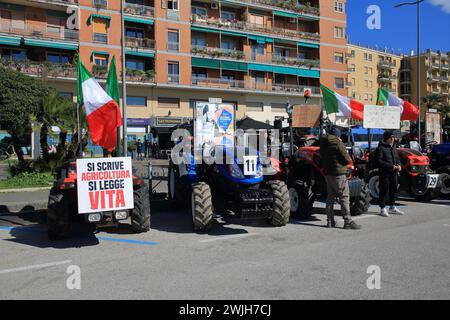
[0,226,159,246]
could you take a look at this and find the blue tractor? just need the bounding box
[428,143,450,199]
[168,125,290,232]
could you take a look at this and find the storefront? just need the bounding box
[150,117,191,156]
[127,118,151,142]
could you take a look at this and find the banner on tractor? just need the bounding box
[194,102,235,151]
[76,157,134,214]
[363,105,401,129]
[292,105,321,128]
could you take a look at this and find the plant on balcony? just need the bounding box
[124,6,132,14]
[92,64,107,76]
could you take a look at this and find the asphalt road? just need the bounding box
[0,195,449,300]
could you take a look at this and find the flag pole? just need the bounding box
[121,0,128,157]
[77,101,82,158]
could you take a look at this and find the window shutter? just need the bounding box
[93,18,107,33]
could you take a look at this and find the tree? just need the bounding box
[0,66,49,163]
[423,94,450,125]
[34,90,76,161]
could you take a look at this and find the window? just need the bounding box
[247,102,264,112]
[364,53,372,61]
[192,6,207,16]
[251,44,264,61]
[192,71,207,84]
[126,58,145,71]
[164,0,178,10]
[93,18,108,43]
[47,53,69,64]
[221,74,235,81]
[168,61,179,83]
[158,97,180,108]
[253,71,265,84]
[127,96,147,106]
[221,38,236,50]
[1,48,26,61]
[334,26,345,39]
[334,77,344,89]
[93,54,108,66]
[192,35,206,48]
[93,0,108,8]
[47,15,63,34]
[334,1,344,13]
[334,52,344,64]
[126,28,144,39]
[168,30,179,51]
[221,11,235,21]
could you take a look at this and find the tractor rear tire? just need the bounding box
[437,167,450,199]
[131,183,151,233]
[191,182,213,232]
[350,183,372,216]
[267,180,290,226]
[293,183,315,219]
[47,188,71,240]
[168,163,190,209]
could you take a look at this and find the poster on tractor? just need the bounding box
[76,157,134,214]
[425,112,442,144]
[194,101,235,151]
[292,105,321,128]
[363,105,401,129]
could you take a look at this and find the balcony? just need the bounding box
[191,76,320,95]
[440,76,449,83]
[378,74,396,82]
[0,23,78,43]
[235,0,320,17]
[0,59,76,79]
[30,0,78,5]
[123,3,154,18]
[125,37,155,50]
[430,63,441,69]
[125,69,155,83]
[191,15,320,43]
[378,60,396,69]
[441,64,449,70]
[428,75,440,83]
[191,46,246,61]
[270,55,319,68]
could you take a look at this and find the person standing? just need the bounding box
[376,131,404,217]
[320,127,361,230]
[136,139,144,161]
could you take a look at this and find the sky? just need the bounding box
[346,0,450,55]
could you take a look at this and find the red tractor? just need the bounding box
[364,148,440,201]
[283,145,372,218]
[47,160,150,240]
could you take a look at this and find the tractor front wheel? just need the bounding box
[47,188,71,240]
[131,183,151,233]
[268,180,290,226]
[350,183,372,216]
[191,182,213,232]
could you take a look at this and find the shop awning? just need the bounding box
[125,50,155,58]
[298,41,320,49]
[91,51,110,60]
[88,14,111,26]
[247,35,273,44]
[221,30,248,38]
[191,26,220,34]
[221,60,248,72]
[248,63,273,72]
[192,57,220,69]
[24,39,78,50]
[237,117,273,130]
[273,10,298,19]
[298,69,320,78]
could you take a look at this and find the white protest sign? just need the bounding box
[363,105,401,129]
[76,157,134,214]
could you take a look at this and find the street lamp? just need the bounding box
[395,0,424,147]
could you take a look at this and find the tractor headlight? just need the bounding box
[114,211,128,220]
[229,164,244,179]
[88,213,101,223]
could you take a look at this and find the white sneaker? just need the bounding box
[389,206,405,215]
[380,208,389,217]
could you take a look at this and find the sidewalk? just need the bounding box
[0,189,49,214]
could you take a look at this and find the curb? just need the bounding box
[0,200,48,214]
[0,187,52,194]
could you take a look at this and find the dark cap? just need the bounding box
[329,127,341,138]
[383,131,395,141]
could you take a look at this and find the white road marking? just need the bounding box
[199,233,259,243]
[0,260,72,275]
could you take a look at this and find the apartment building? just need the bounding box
[346,44,402,106]
[400,49,450,119]
[0,0,347,150]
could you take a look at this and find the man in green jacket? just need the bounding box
[320,127,361,230]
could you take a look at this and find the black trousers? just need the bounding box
[379,174,398,209]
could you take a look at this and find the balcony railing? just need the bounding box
[167,41,179,51]
[430,63,441,69]
[123,3,154,18]
[93,0,108,9]
[191,46,246,60]
[168,74,180,83]
[0,59,77,79]
[441,64,449,70]
[125,69,155,83]
[30,0,79,5]
[125,37,155,50]
[191,15,320,42]
[0,23,78,42]
[191,76,320,94]
[271,54,319,68]
[440,76,449,82]
[378,74,396,82]
[93,33,108,44]
[236,0,320,16]
[378,61,396,69]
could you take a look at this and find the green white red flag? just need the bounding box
[320,84,364,121]
[376,88,419,121]
[77,59,122,152]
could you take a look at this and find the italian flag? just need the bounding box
[77,59,122,152]
[320,84,364,120]
[376,88,419,121]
